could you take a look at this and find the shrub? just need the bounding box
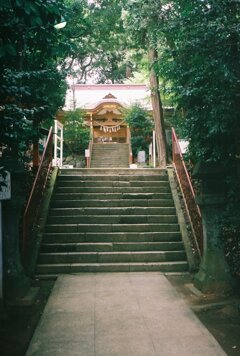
[62,109,90,156]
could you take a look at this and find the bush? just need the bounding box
[124,105,153,160]
[62,109,90,156]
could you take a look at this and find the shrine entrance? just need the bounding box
[85,93,130,145]
[93,125,128,144]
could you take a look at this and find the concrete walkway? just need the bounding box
[26,273,226,356]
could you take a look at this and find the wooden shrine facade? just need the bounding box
[85,94,130,144]
[61,84,152,145]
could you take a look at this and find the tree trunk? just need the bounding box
[148,48,167,167]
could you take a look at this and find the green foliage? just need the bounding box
[155,0,240,276]
[158,1,240,164]
[62,109,90,155]
[61,0,132,83]
[123,0,240,276]
[0,0,67,170]
[123,0,239,163]
[124,105,153,159]
[122,0,164,49]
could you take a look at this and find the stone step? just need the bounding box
[91,143,129,168]
[92,149,128,153]
[91,164,129,168]
[91,155,128,158]
[38,251,186,264]
[45,223,180,233]
[51,199,175,208]
[91,158,127,160]
[91,157,128,160]
[92,152,128,154]
[91,160,129,163]
[91,151,128,154]
[92,150,129,153]
[49,207,177,217]
[58,175,168,182]
[36,261,188,274]
[41,241,184,253]
[92,149,129,151]
[54,187,171,194]
[92,149,129,152]
[43,231,182,243]
[92,147,129,149]
[91,163,128,165]
[92,145,129,148]
[90,163,129,166]
[59,168,167,176]
[91,161,128,164]
[91,153,128,156]
[47,215,178,225]
[36,168,188,276]
[56,180,170,188]
[92,150,128,153]
[52,192,173,200]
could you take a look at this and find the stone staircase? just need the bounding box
[90,143,129,168]
[36,169,188,277]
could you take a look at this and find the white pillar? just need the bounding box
[60,123,63,167]
[153,130,156,168]
[53,120,63,167]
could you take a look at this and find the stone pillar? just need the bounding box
[193,162,235,294]
[2,159,30,300]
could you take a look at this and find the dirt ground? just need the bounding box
[166,273,240,356]
[0,280,55,356]
[0,274,240,356]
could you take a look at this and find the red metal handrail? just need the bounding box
[172,128,203,255]
[22,127,53,263]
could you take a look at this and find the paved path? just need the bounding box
[26,273,226,356]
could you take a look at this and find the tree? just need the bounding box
[122,0,168,166]
[158,0,240,283]
[0,0,67,171]
[61,0,131,84]
[0,0,68,299]
[159,0,240,166]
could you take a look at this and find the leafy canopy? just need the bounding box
[0,0,67,168]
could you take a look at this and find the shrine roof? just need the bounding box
[63,84,152,111]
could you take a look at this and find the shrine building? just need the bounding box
[63,84,152,144]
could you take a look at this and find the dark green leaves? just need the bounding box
[63,109,90,155]
[0,0,67,170]
[124,105,153,158]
